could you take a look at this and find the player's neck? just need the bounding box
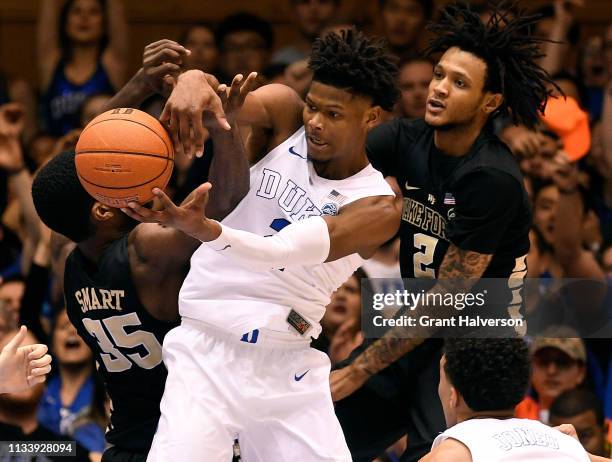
[78,231,124,262]
[433,122,485,157]
[311,151,369,180]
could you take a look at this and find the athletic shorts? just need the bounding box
[147,319,352,462]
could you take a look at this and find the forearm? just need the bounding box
[603,83,612,162]
[37,0,61,58]
[8,169,40,244]
[201,216,330,272]
[350,245,492,376]
[205,124,250,221]
[106,0,129,59]
[554,189,583,265]
[539,22,569,76]
[102,69,153,112]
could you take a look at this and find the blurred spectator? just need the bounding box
[538,0,582,77]
[578,36,607,120]
[605,23,612,78]
[79,93,112,127]
[38,309,105,454]
[216,13,274,85]
[516,337,587,424]
[179,23,219,73]
[602,244,612,277]
[0,276,25,324]
[0,325,91,460]
[378,0,432,59]
[550,389,610,457]
[395,58,432,119]
[38,0,128,136]
[273,0,340,65]
[314,268,369,364]
[26,133,58,170]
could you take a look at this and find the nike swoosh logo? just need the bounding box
[221,244,231,250]
[405,182,420,190]
[289,146,306,159]
[294,370,309,381]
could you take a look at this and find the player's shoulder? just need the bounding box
[421,437,473,462]
[370,117,430,142]
[462,133,524,183]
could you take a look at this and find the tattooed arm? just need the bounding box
[330,244,492,401]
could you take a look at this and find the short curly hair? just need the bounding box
[308,27,399,112]
[444,338,530,412]
[32,150,95,243]
[426,1,559,128]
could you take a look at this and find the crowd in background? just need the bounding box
[0,0,611,461]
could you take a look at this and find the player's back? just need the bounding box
[431,418,590,461]
[63,235,178,453]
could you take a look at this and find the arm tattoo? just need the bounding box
[352,244,493,376]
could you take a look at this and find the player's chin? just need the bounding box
[306,142,333,161]
[424,112,447,126]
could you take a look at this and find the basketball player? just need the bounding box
[330,4,558,460]
[31,69,252,461]
[123,29,400,461]
[421,338,589,461]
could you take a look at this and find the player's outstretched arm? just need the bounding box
[330,245,492,402]
[124,191,400,272]
[0,326,52,394]
[162,70,304,161]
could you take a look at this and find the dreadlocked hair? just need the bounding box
[309,27,399,112]
[426,1,560,129]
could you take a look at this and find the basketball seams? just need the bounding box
[76,155,172,190]
[77,150,175,160]
[79,117,172,156]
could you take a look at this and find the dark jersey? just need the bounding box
[64,236,178,453]
[367,118,531,281]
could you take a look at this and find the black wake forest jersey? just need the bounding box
[366,118,531,281]
[64,235,178,453]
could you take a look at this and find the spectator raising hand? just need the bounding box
[0,325,52,394]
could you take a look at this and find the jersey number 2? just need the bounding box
[83,313,163,373]
[413,233,438,278]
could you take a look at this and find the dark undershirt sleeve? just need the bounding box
[446,169,523,254]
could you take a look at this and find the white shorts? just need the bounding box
[147,319,352,462]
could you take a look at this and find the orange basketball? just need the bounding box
[75,108,174,208]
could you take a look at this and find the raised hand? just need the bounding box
[0,326,52,394]
[550,152,580,193]
[217,72,259,124]
[160,70,230,159]
[121,182,221,242]
[142,39,191,97]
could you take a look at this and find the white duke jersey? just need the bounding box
[179,127,394,337]
[431,418,589,461]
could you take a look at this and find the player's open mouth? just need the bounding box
[427,99,446,113]
[65,338,82,349]
[307,135,328,147]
